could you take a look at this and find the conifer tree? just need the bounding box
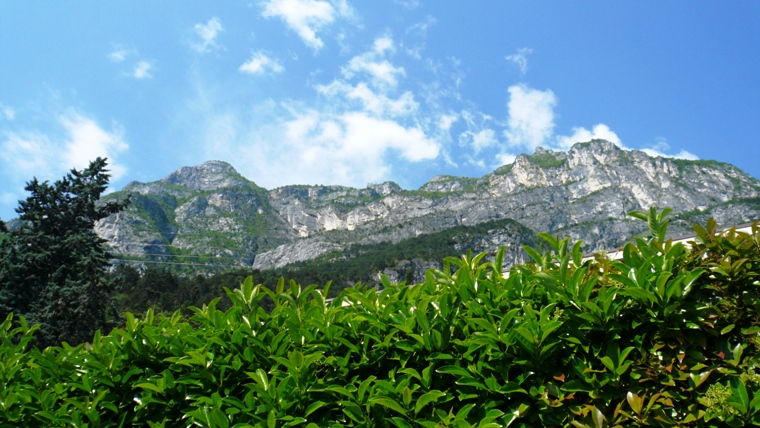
[0,158,129,347]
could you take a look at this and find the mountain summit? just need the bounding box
[96,140,760,276]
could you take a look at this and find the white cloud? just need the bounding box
[132,61,153,79]
[108,45,152,79]
[467,129,497,153]
[332,0,357,20]
[108,47,136,63]
[555,123,622,149]
[672,150,699,160]
[640,137,698,160]
[505,47,533,75]
[342,39,406,88]
[344,56,405,88]
[218,109,440,189]
[556,129,697,159]
[317,81,417,117]
[503,84,556,151]
[438,113,458,131]
[262,0,349,50]
[193,17,224,53]
[59,113,129,179]
[239,52,284,75]
[315,37,418,119]
[495,152,517,166]
[275,111,438,184]
[0,104,15,120]
[456,110,499,155]
[0,112,129,184]
[373,36,395,55]
[500,84,695,161]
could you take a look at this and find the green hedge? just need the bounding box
[2,208,760,427]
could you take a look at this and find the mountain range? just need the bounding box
[95,140,760,281]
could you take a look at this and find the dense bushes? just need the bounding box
[2,208,760,426]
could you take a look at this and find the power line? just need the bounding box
[111,258,249,268]
[115,252,241,259]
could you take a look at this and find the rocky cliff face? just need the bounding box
[96,140,760,272]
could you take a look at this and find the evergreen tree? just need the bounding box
[0,158,129,347]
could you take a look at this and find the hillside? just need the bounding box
[96,140,760,275]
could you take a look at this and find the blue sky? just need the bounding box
[1,1,759,221]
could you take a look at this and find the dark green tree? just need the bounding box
[0,158,129,348]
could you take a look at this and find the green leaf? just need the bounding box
[437,365,474,378]
[592,405,605,428]
[326,386,355,400]
[267,410,276,428]
[212,408,230,428]
[135,382,165,394]
[689,370,712,389]
[247,369,269,392]
[370,397,407,416]
[340,401,365,423]
[627,392,643,414]
[402,387,412,408]
[415,390,445,415]
[728,377,750,415]
[305,401,328,417]
[390,417,414,428]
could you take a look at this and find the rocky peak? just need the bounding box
[162,160,250,191]
[367,181,401,196]
[567,139,623,167]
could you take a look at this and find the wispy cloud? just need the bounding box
[193,17,224,53]
[463,129,497,154]
[319,36,417,117]
[184,33,443,190]
[0,132,55,178]
[108,46,137,63]
[317,81,417,117]
[393,0,421,9]
[108,44,152,80]
[262,0,354,50]
[239,52,284,75]
[342,37,405,88]
[344,56,405,88]
[0,111,129,186]
[404,15,436,58]
[132,61,153,79]
[0,103,15,121]
[260,36,437,185]
[505,47,533,75]
[640,137,698,160]
[407,15,436,37]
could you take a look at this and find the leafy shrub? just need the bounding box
[2,208,760,426]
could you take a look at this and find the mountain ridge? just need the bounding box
[95,140,760,276]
